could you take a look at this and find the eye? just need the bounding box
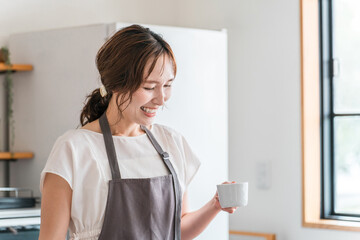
[143,87,155,90]
[164,84,172,88]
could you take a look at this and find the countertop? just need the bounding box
[0,208,40,227]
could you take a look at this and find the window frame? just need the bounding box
[320,0,360,222]
[319,0,334,221]
[301,0,360,231]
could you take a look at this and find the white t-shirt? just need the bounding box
[40,124,201,240]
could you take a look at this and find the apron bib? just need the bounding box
[97,113,182,240]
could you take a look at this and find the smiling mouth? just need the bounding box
[140,106,157,114]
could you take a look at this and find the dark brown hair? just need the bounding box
[80,24,177,126]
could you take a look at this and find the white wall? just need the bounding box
[0,0,180,35]
[1,0,360,240]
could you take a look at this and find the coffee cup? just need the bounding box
[216,182,248,208]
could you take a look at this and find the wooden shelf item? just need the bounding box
[0,152,34,160]
[0,63,33,73]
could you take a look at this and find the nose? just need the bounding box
[153,87,166,106]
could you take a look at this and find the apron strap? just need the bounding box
[140,125,182,240]
[99,113,121,180]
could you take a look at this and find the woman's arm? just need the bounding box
[180,187,237,240]
[39,173,72,240]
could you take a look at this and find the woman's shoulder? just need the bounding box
[152,123,183,138]
[53,127,92,147]
[55,129,77,143]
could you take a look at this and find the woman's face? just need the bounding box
[120,54,175,127]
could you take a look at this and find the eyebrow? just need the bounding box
[144,79,174,84]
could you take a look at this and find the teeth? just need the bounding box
[141,107,157,113]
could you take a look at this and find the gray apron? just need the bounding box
[97,113,182,240]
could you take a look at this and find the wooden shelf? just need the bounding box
[0,63,33,73]
[0,152,34,160]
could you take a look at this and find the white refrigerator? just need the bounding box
[9,23,228,239]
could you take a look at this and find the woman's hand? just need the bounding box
[213,181,238,214]
[180,181,239,239]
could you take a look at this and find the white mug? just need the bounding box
[216,182,248,208]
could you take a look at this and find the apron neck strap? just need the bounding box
[140,125,169,160]
[99,112,121,179]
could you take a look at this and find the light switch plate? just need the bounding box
[256,160,271,190]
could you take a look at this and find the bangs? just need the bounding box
[144,51,177,81]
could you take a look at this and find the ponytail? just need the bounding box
[80,88,112,126]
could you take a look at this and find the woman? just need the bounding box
[39,24,236,240]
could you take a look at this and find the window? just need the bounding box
[320,0,360,221]
[302,0,360,230]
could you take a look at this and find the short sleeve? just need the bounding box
[180,135,201,188]
[40,134,75,192]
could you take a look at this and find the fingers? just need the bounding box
[217,181,238,214]
[222,207,238,214]
[221,181,237,184]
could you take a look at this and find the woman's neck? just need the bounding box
[105,102,144,137]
